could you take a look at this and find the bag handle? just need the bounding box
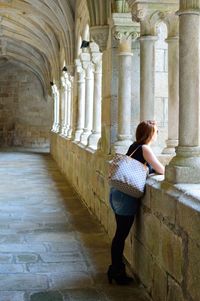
[129,145,147,167]
[129,145,141,157]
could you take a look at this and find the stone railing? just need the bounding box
[51,132,200,301]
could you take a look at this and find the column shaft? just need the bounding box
[63,87,68,135]
[179,14,199,146]
[118,52,132,141]
[74,69,85,141]
[140,36,157,121]
[88,62,102,149]
[66,82,72,138]
[163,37,179,153]
[80,64,94,145]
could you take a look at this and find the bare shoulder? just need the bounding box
[142,144,152,153]
[142,144,157,161]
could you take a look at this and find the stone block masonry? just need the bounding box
[0,62,51,148]
[51,133,200,301]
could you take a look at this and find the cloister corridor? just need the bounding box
[0,149,149,301]
[1,0,200,300]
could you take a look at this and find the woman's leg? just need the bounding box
[111,214,135,270]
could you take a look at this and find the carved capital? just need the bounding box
[127,1,179,35]
[111,12,140,49]
[51,84,59,95]
[114,29,138,41]
[91,52,102,67]
[61,72,73,90]
[90,26,109,52]
[131,8,148,22]
[61,76,66,89]
[94,60,102,73]
[89,42,100,53]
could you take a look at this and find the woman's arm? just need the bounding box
[142,145,165,175]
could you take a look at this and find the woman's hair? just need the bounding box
[136,120,157,144]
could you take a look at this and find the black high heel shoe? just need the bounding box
[107,265,133,285]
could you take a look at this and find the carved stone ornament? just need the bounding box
[90,26,109,52]
[61,76,66,88]
[114,30,138,41]
[132,8,147,22]
[52,84,59,95]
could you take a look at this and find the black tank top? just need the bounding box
[126,142,154,173]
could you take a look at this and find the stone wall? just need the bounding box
[0,61,52,148]
[51,133,200,301]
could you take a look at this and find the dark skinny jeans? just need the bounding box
[111,213,135,270]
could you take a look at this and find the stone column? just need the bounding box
[90,25,109,153]
[61,74,68,136]
[80,60,94,145]
[60,83,65,135]
[163,36,179,154]
[88,43,102,149]
[66,75,73,138]
[128,0,179,125]
[139,35,157,121]
[74,59,85,142]
[51,84,60,132]
[114,30,137,153]
[166,0,200,183]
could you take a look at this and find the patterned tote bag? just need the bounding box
[108,146,149,198]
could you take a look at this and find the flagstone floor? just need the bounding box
[0,150,150,301]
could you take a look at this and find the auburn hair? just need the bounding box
[136,120,157,144]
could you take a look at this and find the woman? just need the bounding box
[108,120,164,285]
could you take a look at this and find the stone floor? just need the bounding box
[0,150,150,301]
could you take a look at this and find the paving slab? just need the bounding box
[0,150,150,301]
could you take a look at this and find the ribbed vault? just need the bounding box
[86,0,110,26]
[0,0,75,96]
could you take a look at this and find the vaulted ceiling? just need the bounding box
[0,0,75,95]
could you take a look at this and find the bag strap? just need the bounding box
[129,145,141,157]
[129,145,148,168]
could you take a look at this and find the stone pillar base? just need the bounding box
[60,126,68,137]
[162,139,178,154]
[113,139,133,154]
[66,128,72,139]
[165,146,200,183]
[52,124,60,133]
[74,129,83,142]
[80,130,91,145]
[87,132,101,149]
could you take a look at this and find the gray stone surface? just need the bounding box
[0,150,150,301]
